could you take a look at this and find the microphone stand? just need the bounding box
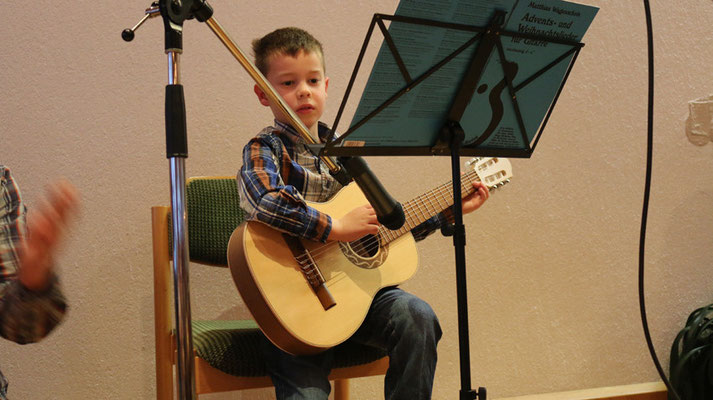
[124,1,210,398]
[122,1,397,398]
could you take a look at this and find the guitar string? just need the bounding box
[293,169,481,263]
[293,170,480,264]
[348,163,508,257]
[293,170,489,287]
[291,170,482,266]
[294,185,470,270]
[293,171,475,263]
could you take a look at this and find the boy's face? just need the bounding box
[255,49,329,135]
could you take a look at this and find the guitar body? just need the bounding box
[228,183,418,355]
[228,157,514,355]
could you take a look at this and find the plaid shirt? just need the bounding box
[0,166,67,399]
[238,121,444,242]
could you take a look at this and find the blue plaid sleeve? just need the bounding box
[238,137,332,242]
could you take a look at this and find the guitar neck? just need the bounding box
[378,169,480,244]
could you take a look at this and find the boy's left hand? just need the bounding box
[462,181,489,215]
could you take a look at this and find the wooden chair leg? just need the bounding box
[334,379,349,400]
[155,362,173,400]
[153,207,174,400]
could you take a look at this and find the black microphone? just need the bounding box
[337,156,405,230]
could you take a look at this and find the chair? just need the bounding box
[152,176,388,399]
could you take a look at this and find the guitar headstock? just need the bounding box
[465,157,513,191]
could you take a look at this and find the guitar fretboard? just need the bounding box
[377,169,481,245]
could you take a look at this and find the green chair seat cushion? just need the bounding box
[191,319,387,377]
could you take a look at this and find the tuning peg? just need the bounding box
[465,157,481,167]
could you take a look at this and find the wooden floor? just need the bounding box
[495,382,667,400]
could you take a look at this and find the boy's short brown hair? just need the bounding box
[252,27,325,76]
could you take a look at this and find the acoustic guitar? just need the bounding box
[227,157,513,355]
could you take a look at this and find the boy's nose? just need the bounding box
[297,82,311,98]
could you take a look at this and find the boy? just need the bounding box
[238,27,489,400]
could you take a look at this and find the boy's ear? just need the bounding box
[254,84,270,107]
[325,77,329,94]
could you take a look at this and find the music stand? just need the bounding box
[312,4,595,399]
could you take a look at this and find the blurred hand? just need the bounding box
[18,180,80,291]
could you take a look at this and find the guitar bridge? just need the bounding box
[281,233,336,311]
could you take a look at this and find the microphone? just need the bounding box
[337,156,405,230]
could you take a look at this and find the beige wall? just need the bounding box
[2,0,712,399]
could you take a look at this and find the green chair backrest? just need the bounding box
[168,177,246,266]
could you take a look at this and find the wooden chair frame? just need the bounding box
[152,181,388,399]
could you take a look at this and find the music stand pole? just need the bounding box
[439,121,486,400]
[442,13,509,399]
[445,124,472,400]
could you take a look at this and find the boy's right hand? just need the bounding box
[327,204,379,242]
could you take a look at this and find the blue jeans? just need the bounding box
[260,287,442,400]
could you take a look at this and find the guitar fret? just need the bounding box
[412,199,424,224]
[424,192,434,211]
[435,184,450,210]
[377,160,505,246]
[425,188,439,216]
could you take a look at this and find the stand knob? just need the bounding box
[122,3,160,42]
[122,29,135,42]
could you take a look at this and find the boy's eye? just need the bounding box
[282,80,294,86]
[309,78,320,84]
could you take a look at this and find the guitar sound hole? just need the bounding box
[349,234,380,258]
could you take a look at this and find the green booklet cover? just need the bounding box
[342,0,599,154]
